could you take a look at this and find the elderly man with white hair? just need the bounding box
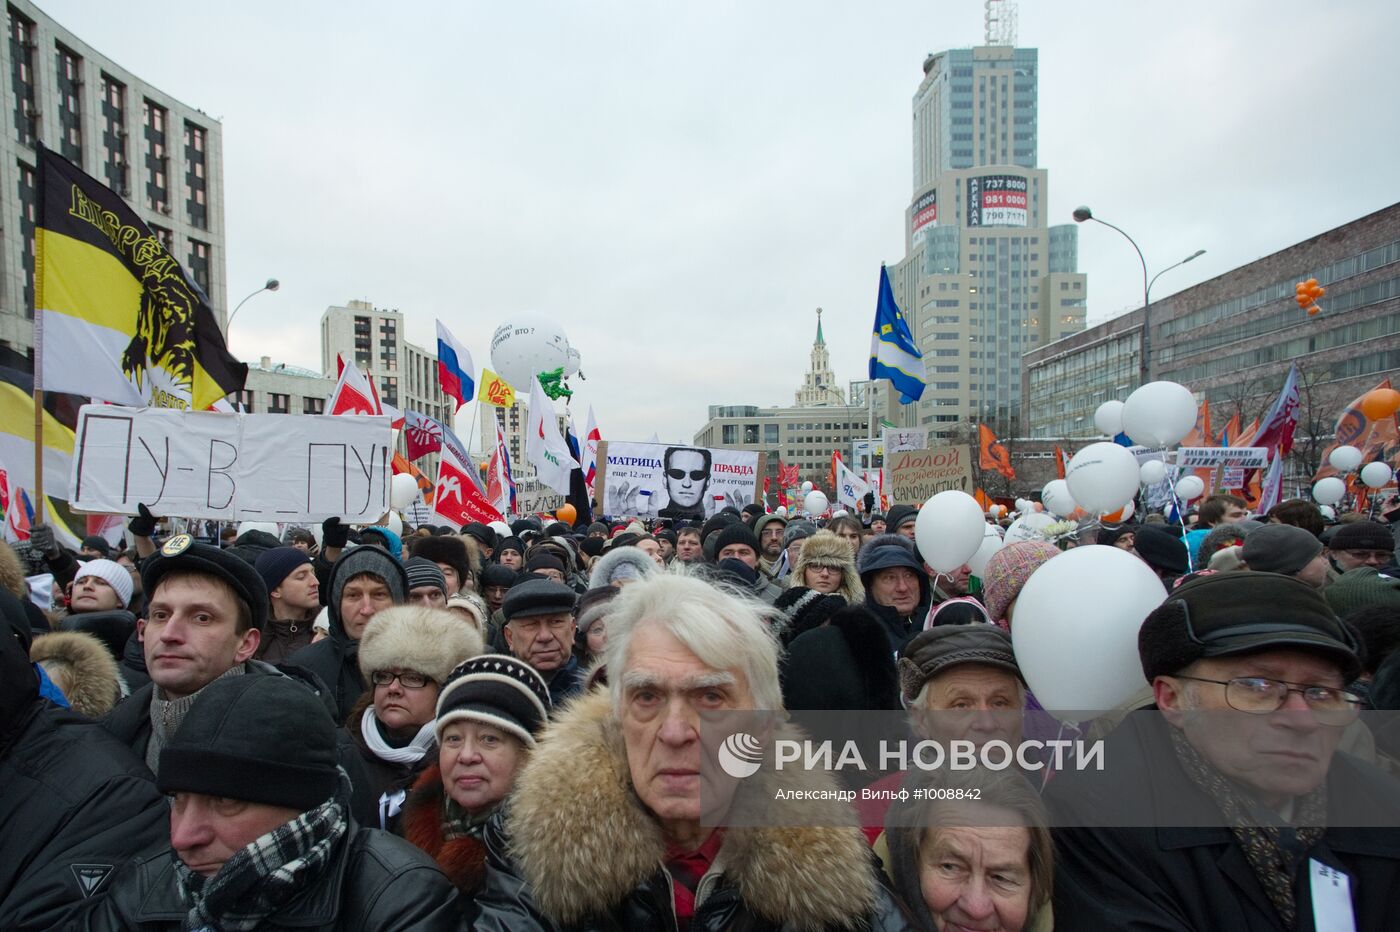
[469,571,911,932]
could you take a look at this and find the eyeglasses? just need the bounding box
[370,670,433,689]
[666,468,707,481]
[1174,675,1362,726]
[808,564,841,573]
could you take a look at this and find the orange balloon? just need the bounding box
[1360,389,1400,421]
[1295,282,1308,293]
[556,503,577,525]
[1314,285,1326,298]
[1305,278,1319,288]
[1307,305,1320,316]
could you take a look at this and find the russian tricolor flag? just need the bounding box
[435,320,475,411]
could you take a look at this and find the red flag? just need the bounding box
[404,411,444,460]
[1053,446,1067,481]
[978,424,1016,481]
[431,443,501,526]
[328,358,380,416]
[778,461,800,488]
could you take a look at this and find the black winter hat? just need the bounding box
[886,504,919,532]
[700,513,737,544]
[435,653,552,748]
[1330,521,1395,553]
[1133,525,1189,576]
[579,537,607,558]
[479,564,518,590]
[714,557,759,588]
[714,523,760,558]
[410,535,472,587]
[158,674,339,811]
[1138,572,1360,682]
[502,578,577,621]
[255,546,313,595]
[774,587,846,643]
[405,556,448,595]
[495,537,525,560]
[143,535,270,632]
[80,535,112,557]
[462,523,498,551]
[524,552,566,576]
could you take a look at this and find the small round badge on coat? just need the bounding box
[161,534,193,556]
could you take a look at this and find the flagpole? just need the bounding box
[32,388,45,522]
[32,144,45,523]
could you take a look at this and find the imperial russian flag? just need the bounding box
[435,320,475,411]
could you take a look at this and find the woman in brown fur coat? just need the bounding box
[398,653,551,896]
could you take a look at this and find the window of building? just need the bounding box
[722,424,737,445]
[8,7,36,148]
[303,396,325,415]
[100,74,128,195]
[267,392,289,414]
[235,389,254,411]
[183,121,207,229]
[143,99,169,213]
[188,240,210,294]
[17,158,34,316]
[56,44,82,162]
[149,224,173,251]
[380,377,398,407]
[764,424,779,445]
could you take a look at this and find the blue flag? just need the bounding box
[868,266,926,404]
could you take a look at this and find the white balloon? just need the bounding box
[1361,461,1394,489]
[1094,400,1126,437]
[1041,479,1077,517]
[775,505,788,517]
[564,345,582,378]
[489,521,512,538]
[382,511,403,539]
[1318,505,1337,520]
[1014,498,1033,515]
[489,315,572,389]
[1329,445,1363,473]
[1312,476,1346,505]
[1121,381,1198,448]
[803,490,829,515]
[915,491,987,573]
[390,473,419,510]
[1066,442,1141,514]
[1174,475,1205,502]
[1004,511,1055,545]
[967,524,1006,577]
[1139,460,1167,486]
[1012,545,1165,715]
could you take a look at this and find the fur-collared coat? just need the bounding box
[29,630,123,718]
[469,691,914,932]
[399,763,489,896]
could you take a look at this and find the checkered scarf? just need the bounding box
[173,771,351,931]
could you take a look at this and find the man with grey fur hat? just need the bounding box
[286,545,410,721]
[81,674,462,930]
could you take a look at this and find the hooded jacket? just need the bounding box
[857,535,931,652]
[286,547,409,722]
[752,514,787,580]
[0,590,166,930]
[29,629,124,718]
[468,691,912,932]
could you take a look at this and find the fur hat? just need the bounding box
[0,542,26,599]
[30,630,122,718]
[792,530,864,604]
[589,546,658,589]
[411,535,477,587]
[1208,545,1246,572]
[74,559,134,609]
[358,605,484,684]
[1198,523,1250,562]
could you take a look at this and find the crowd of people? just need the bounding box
[2,489,1400,930]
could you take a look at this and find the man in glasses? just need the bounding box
[659,446,712,520]
[1047,572,1400,931]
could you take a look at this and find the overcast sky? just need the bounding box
[41,0,1400,443]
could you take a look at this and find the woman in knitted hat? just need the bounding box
[398,653,552,896]
[347,606,483,829]
[981,541,1061,629]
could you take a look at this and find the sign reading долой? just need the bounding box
[887,445,972,503]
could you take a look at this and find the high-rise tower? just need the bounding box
[795,308,844,406]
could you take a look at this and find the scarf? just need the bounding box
[147,665,246,773]
[442,796,498,841]
[1169,727,1326,927]
[173,770,350,931]
[359,705,436,765]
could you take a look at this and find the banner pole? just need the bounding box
[32,388,45,522]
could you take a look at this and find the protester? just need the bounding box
[885,504,918,539]
[1131,524,1190,584]
[254,545,320,663]
[83,674,462,930]
[348,606,483,829]
[782,603,898,712]
[778,519,817,578]
[283,526,316,552]
[469,573,908,929]
[462,523,497,562]
[1048,572,1400,930]
[406,556,450,607]
[411,534,478,596]
[1328,520,1397,572]
[981,541,1060,629]
[714,523,784,604]
[654,527,678,563]
[1266,497,1326,537]
[1183,494,1248,563]
[495,536,525,570]
[674,525,704,564]
[446,592,490,636]
[783,529,864,603]
[478,563,516,617]
[858,533,933,651]
[14,521,81,589]
[869,512,887,535]
[30,629,124,717]
[899,624,1025,747]
[589,544,659,589]
[286,545,409,722]
[753,512,787,580]
[501,577,584,705]
[399,654,551,896]
[827,513,865,555]
[885,766,1054,932]
[523,551,567,585]
[1241,523,1329,588]
[573,585,619,673]
[70,558,135,612]
[0,590,167,929]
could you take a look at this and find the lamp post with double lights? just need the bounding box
[1072,206,1204,382]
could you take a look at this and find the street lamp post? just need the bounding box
[1072,207,1204,382]
[226,277,281,329]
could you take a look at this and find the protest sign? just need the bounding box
[882,428,928,455]
[69,405,392,521]
[515,476,565,515]
[1176,447,1269,469]
[886,445,972,503]
[593,441,762,519]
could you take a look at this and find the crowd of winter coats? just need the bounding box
[3,491,1400,931]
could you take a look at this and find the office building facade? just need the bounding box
[0,0,225,369]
